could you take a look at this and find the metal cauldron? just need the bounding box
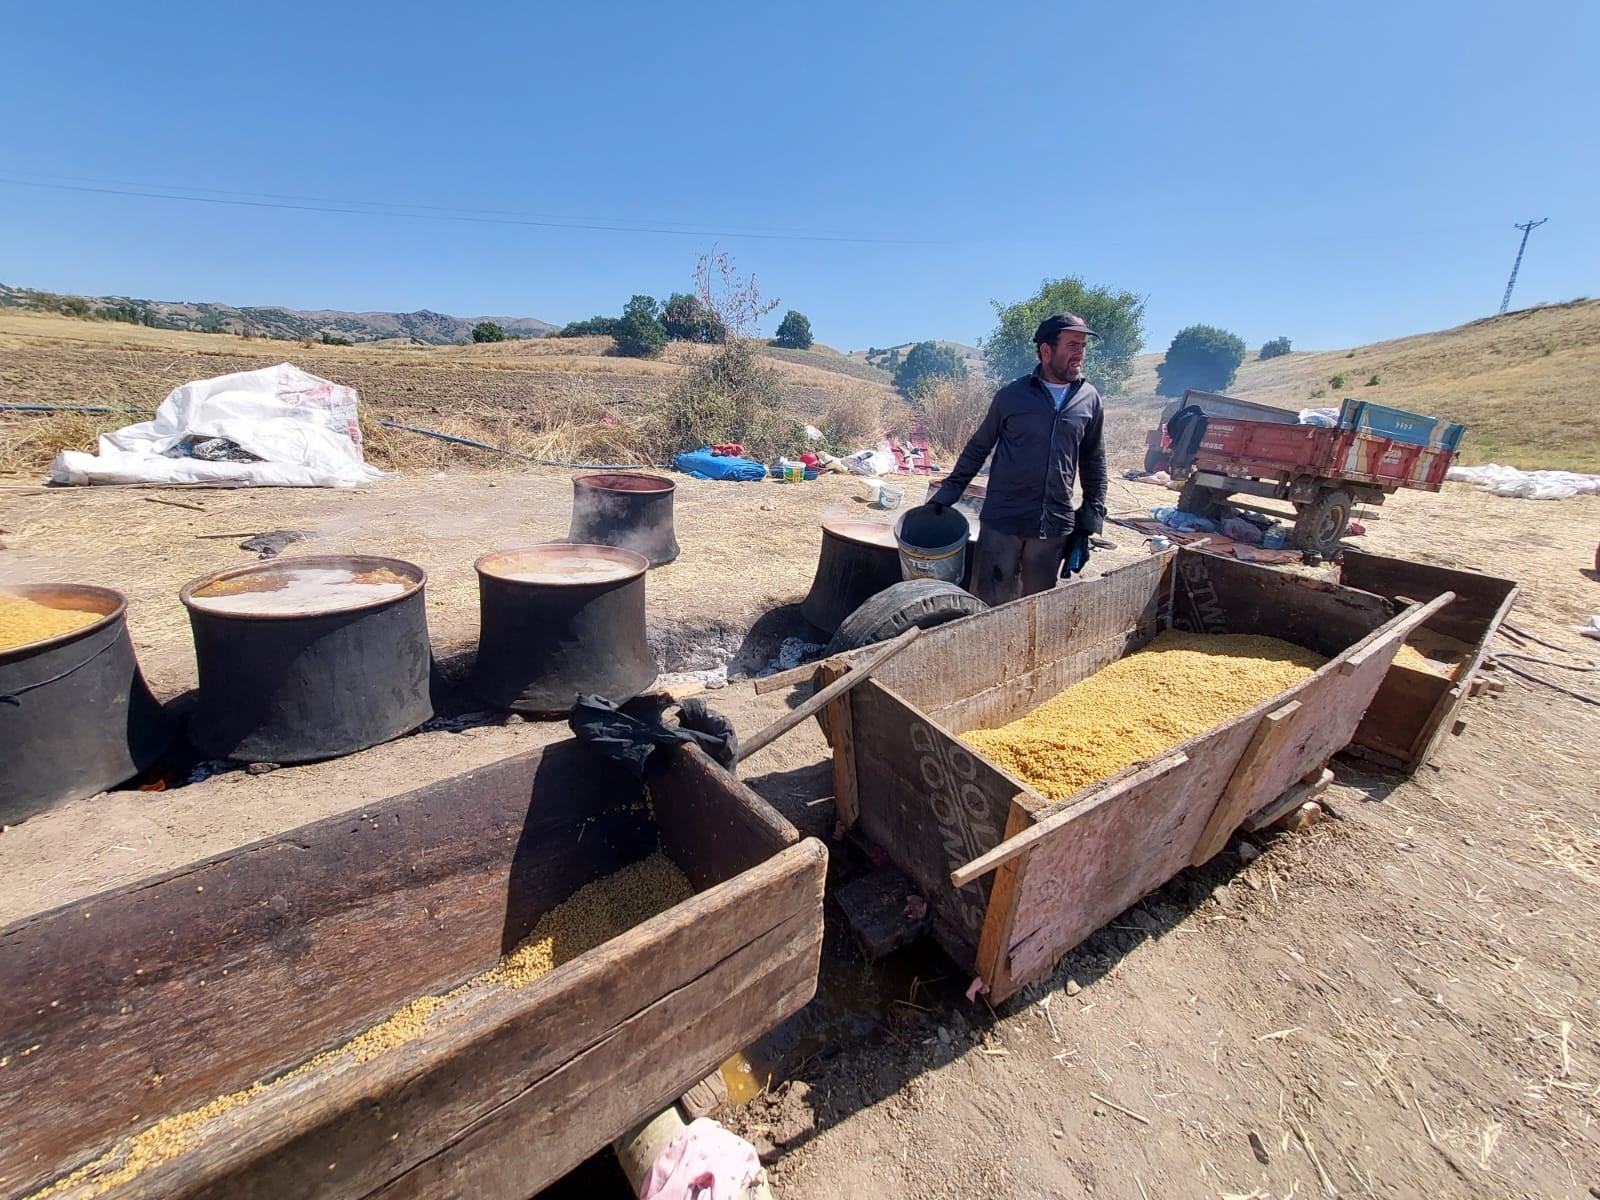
[568,472,681,567]
[800,519,904,635]
[180,555,433,764]
[1,584,175,822]
[468,544,658,715]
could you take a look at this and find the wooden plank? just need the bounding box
[850,681,1018,946]
[739,627,921,762]
[1338,548,1517,646]
[1170,549,1397,657]
[999,727,1256,998]
[950,754,1190,889]
[1244,768,1334,832]
[973,799,1033,1000]
[651,744,800,891]
[0,740,652,1199]
[1348,666,1452,763]
[1190,701,1304,866]
[79,840,826,1200]
[823,664,862,830]
[872,554,1169,720]
[1337,592,1455,675]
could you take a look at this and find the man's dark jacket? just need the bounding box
[929,370,1108,539]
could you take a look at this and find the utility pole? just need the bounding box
[1499,218,1548,314]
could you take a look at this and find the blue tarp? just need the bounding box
[673,447,769,482]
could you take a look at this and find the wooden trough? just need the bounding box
[1338,548,1518,774]
[0,742,826,1200]
[819,548,1451,1002]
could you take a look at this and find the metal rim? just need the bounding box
[572,472,675,495]
[179,554,428,621]
[0,583,125,662]
[820,519,900,549]
[475,542,649,586]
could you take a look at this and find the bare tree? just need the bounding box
[693,247,780,342]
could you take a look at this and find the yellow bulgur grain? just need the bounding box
[0,594,102,651]
[26,853,692,1199]
[962,631,1326,802]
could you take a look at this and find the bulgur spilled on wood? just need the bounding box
[25,852,692,1199]
[0,594,102,651]
[962,631,1326,802]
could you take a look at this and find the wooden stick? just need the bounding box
[1090,1092,1150,1125]
[1339,591,1456,675]
[949,752,1189,889]
[144,495,208,513]
[739,627,922,761]
[1289,1117,1338,1197]
[193,531,264,540]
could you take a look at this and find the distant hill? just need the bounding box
[848,340,986,376]
[0,283,556,345]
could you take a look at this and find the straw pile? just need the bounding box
[26,852,693,1200]
[963,632,1327,802]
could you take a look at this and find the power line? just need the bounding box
[0,175,946,247]
[1498,218,1548,314]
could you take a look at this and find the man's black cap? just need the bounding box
[1033,312,1099,343]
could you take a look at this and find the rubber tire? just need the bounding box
[1177,480,1225,519]
[1293,488,1353,557]
[824,579,989,655]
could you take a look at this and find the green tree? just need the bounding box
[981,276,1145,394]
[60,295,91,318]
[894,341,968,396]
[773,310,813,350]
[1155,325,1247,397]
[557,315,620,337]
[613,294,668,357]
[1259,336,1292,360]
[471,321,507,343]
[662,292,725,343]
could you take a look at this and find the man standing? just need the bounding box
[928,313,1108,607]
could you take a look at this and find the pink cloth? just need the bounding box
[640,1118,763,1200]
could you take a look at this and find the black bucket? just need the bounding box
[800,519,904,635]
[468,544,659,716]
[180,555,433,764]
[1,585,175,822]
[568,472,681,567]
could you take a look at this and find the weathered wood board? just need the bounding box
[836,547,1438,1002]
[1339,548,1518,772]
[0,742,826,1200]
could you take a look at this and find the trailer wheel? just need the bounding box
[1293,488,1353,557]
[824,580,989,655]
[1177,480,1225,519]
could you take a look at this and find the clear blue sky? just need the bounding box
[3,0,1595,354]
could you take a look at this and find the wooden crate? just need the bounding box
[828,549,1450,1002]
[0,742,826,1200]
[1338,548,1518,773]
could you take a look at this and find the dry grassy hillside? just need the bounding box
[1122,300,1600,472]
[0,311,904,476]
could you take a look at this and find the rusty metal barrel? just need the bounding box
[180,555,433,763]
[800,519,904,635]
[467,544,659,715]
[568,472,681,567]
[1,584,175,822]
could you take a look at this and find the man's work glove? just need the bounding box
[1060,528,1092,578]
[1073,505,1104,536]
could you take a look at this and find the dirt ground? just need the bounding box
[2,469,1598,1199]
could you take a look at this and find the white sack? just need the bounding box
[1446,462,1600,501]
[842,448,897,477]
[49,363,386,487]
